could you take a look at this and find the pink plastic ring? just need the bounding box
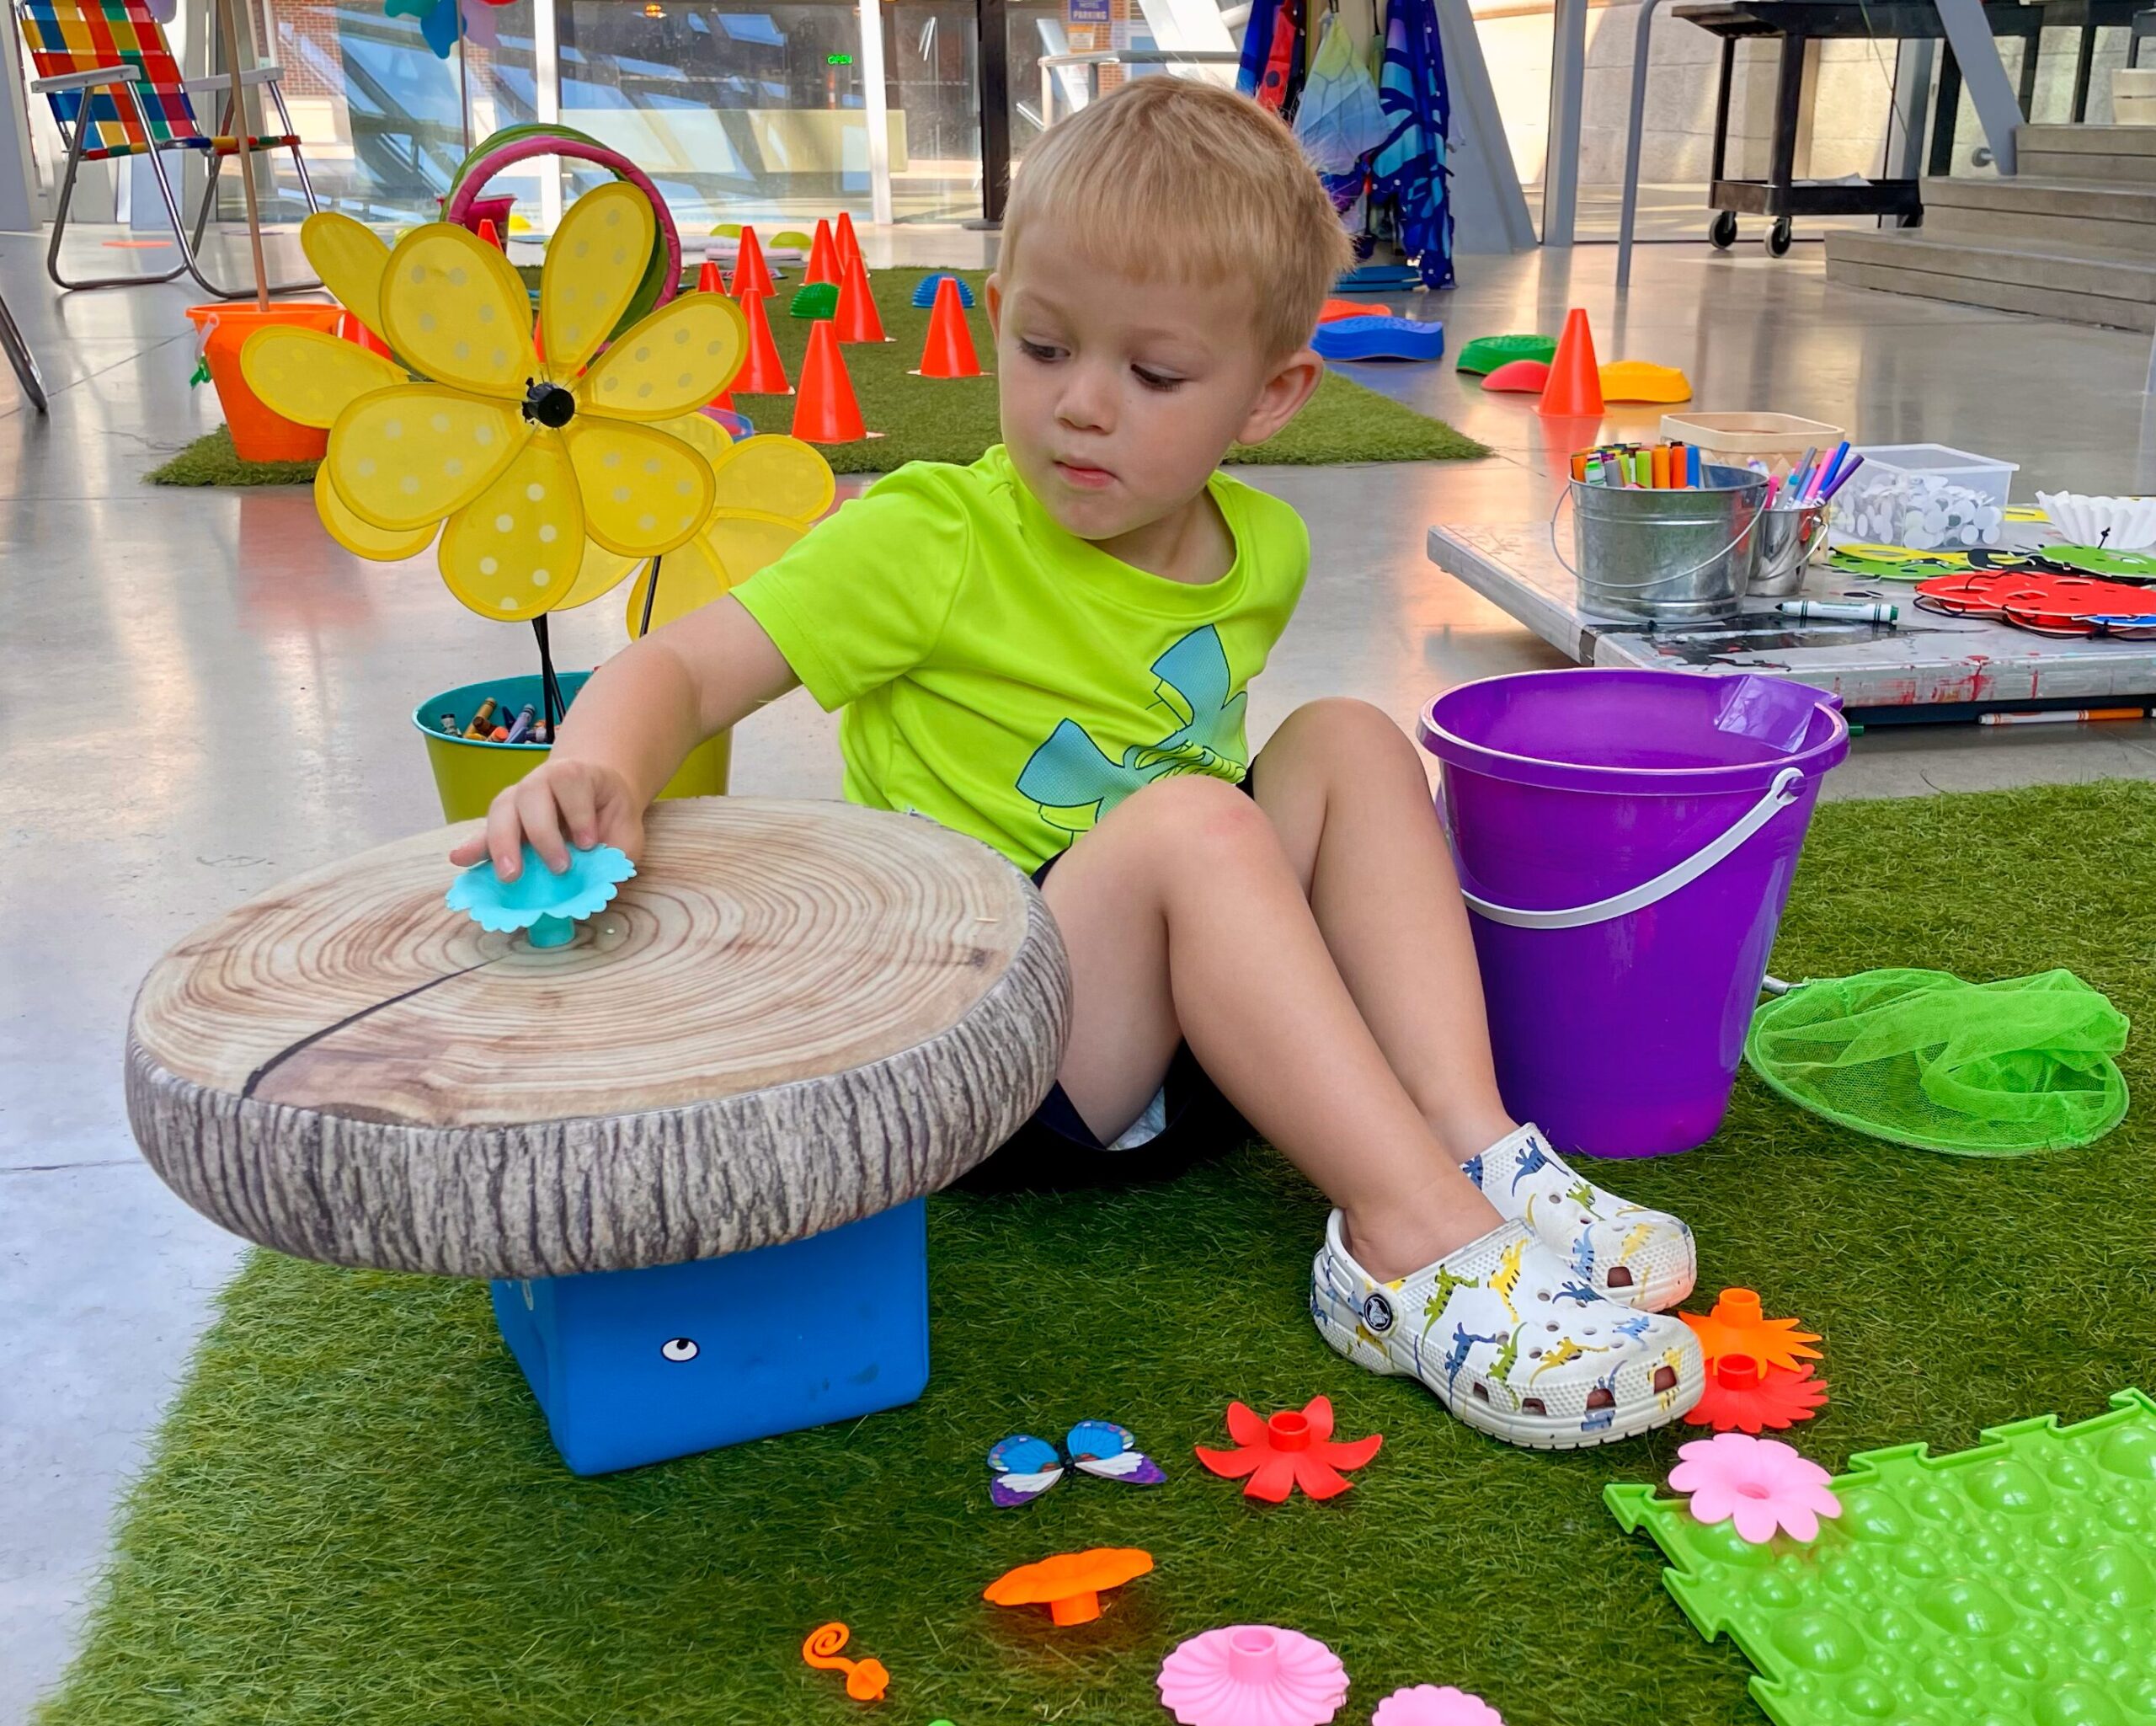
[444,136,681,309]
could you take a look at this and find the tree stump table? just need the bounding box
[125,799,1070,1473]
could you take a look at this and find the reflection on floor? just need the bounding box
[7,217,2156,1721]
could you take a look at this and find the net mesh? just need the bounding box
[1745,968,2130,1157]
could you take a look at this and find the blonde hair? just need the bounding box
[1001,77,1353,363]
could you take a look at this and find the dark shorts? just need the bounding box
[957,774,1256,1194]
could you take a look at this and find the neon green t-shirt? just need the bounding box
[732,444,1308,874]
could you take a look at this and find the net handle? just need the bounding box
[1460,767,1806,931]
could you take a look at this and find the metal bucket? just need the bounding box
[1747,499,1834,598]
[1556,462,1768,623]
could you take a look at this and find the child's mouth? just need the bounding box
[1054,460,1116,490]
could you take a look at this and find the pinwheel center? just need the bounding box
[523,378,577,429]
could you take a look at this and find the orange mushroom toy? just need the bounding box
[983,1547,1154,1627]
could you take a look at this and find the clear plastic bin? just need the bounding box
[1831,444,2019,550]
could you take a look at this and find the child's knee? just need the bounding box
[1280,696,1407,751]
[1115,772,1273,854]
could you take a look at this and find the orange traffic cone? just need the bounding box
[914,275,983,378]
[696,257,723,295]
[477,216,502,251]
[1538,307,1604,417]
[734,291,792,394]
[835,247,885,344]
[805,218,841,286]
[835,210,862,276]
[732,226,775,302]
[792,320,866,442]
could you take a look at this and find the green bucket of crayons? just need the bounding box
[414,671,729,824]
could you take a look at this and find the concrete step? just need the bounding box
[1823,228,2156,331]
[2018,122,2156,186]
[1919,175,2156,254]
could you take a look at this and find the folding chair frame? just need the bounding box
[30,59,322,297]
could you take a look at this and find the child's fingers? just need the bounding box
[515,781,571,874]
[553,772,600,852]
[447,831,488,867]
[485,791,530,880]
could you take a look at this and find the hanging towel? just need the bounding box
[1369,0,1455,288]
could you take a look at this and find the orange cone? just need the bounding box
[696,257,723,295]
[1538,307,1604,417]
[835,247,885,344]
[835,210,862,276]
[732,226,775,302]
[734,291,792,394]
[805,218,841,286]
[914,275,983,378]
[792,319,865,442]
[477,216,502,251]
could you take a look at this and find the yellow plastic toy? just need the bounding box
[240,184,771,624]
[1598,360,1693,404]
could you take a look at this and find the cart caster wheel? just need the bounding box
[1710,210,1739,250]
[1765,216,1794,257]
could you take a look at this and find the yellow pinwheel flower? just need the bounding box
[536,409,838,633]
[244,184,747,623]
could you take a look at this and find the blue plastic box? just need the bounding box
[491,1199,930,1476]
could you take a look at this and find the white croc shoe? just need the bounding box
[1310,1212,1704,1450]
[1466,1125,1696,1313]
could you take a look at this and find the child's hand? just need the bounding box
[447,759,646,881]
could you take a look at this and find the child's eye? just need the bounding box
[1018,338,1064,364]
[1132,366,1184,393]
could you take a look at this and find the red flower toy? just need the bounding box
[1684,1352,1830,1434]
[1194,1397,1381,1503]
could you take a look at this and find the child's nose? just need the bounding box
[1054,365,1116,434]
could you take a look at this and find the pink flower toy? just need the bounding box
[1668,1432,1843,1544]
[1371,1686,1505,1726]
[1156,1625,1349,1726]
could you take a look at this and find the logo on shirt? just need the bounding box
[1015,625,1248,836]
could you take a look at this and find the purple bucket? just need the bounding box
[1419,670,1848,1158]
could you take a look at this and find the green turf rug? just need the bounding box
[145,269,1483,485]
[39,781,2154,1726]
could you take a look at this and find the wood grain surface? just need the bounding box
[126,799,1071,1276]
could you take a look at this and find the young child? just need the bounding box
[453,78,1704,1447]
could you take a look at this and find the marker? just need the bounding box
[1774,600,1898,624]
[1978,707,2149,726]
[1816,440,1851,495]
[1686,445,1701,486]
[1819,454,1865,503]
[504,703,538,745]
[461,697,499,739]
[438,711,460,735]
[488,726,510,742]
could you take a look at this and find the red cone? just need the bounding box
[476,216,502,251]
[791,319,865,442]
[915,275,982,378]
[733,291,791,394]
[805,218,840,286]
[696,257,723,296]
[835,210,862,276]
[835,247,885,344]
[731,226,775,302]
[1538,307,1604,417]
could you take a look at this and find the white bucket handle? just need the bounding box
[1546,478,1764,590]
[1460,767,1806,930]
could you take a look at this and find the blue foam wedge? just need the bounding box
[1312,315,1445,363]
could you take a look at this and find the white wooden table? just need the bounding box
[1428,523,2156,719]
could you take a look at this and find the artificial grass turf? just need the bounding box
[144,268,1485,485]
[40,780,2156,1726]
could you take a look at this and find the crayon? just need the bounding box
[504,704,538,745]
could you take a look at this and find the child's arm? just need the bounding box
[447,597,798,880]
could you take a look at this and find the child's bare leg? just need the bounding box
[1246,697,1513,1157]
[1039,773,1500,1279]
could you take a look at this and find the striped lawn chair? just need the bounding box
[17,0,320,294]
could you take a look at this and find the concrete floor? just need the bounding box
[8,218,2156,1723]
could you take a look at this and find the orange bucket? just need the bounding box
[184,302,345,462]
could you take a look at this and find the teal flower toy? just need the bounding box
[446,843,636,948]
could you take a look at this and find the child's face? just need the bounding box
[987,234,1321,546]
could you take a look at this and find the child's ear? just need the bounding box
[985,274,1004,339]
[1235,345,1325,448]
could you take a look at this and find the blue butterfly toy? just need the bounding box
[987,1420,1165,1508]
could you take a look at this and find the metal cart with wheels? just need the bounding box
[1674,0,2042,256]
